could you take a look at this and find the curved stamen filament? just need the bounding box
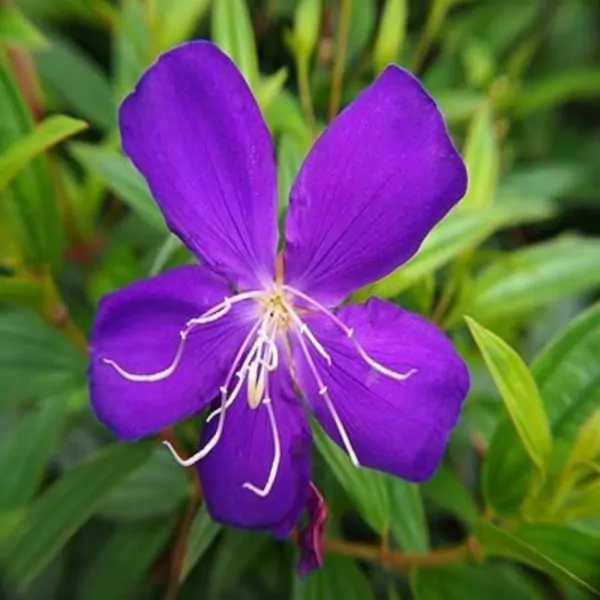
[281,298,332,365]
[102,326,191,382]
[186,290,264,327]
[294,327,361,468]
[163,317,267,467]
[283,285,416,382]
[243,398,281,497]
[102,290,264,383]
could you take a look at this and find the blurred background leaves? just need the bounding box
[1,0,599,598]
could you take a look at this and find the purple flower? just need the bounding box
[89,41,469,536]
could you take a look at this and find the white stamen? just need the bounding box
[102,290,264,383]
[186,291,264,327]
[283,285,416,382]
[243,398,281,497]
[281,298,332,365]
[294,328,361,468]
[162,316,267,467]
[205,318,267,424]
[102,327,190,382]
[162,400,227,467]
[247,320,279,409]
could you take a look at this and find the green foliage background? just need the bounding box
[1,0,600,598]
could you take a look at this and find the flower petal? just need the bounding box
[120,41,278,290]
[90,265,254,440]
[294,299,469,481]
[296,482,327,576]
[198,369,311,535]
[283,66,467,305]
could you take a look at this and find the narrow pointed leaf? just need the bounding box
[0,401,67,508]
[0,58,62,266]
[0,115,87,193]
[69,143,165,231]
[0,5,47,48]
[211,0,259,90]
[484,303,600,514]
[3,443,154,587]
[313,425,390,535]
[79,521,173,600]
[180,505,221,581]
[476,522,600,596]
[460,104,500,210]
[466,317,552,471]
[466,237,600,323]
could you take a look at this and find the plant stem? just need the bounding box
[164,493,199,600]
[327,0,351,121]
[324,537,470,572]
[297,56,317,138]
[38,271,88,355]
[162,429,202,600]
[411,0,451,74]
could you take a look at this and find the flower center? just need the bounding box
[101,283,416,498]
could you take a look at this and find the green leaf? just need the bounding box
[111,0,150,102]
[412,563,543,600]
[0,5,47,48]
[277,133,305,215]
[0,308,86,405]
[0,58,62,267]
[98,448,190,522]
[460,104,500,210]
[35,31,115,130]
[256,67,289,112]
[293,0,321,61]
[69,143,165,231]
[533,303,600,475]
[461,37,496,89]
[3,442,154,588]
[0,276,42,305]
[0,115,87,193]
[476,522,600,596]
[180,505,222,581]
[264,89,311,147]
[511,70,600,117]
[360,197,554,300]
[205,529,270,596]
[389,480,429,552]
[562,411,600,480]
[562,479,600,519]
[373,0,407,73]
[294,554,373,600]
[433,89,486,125]
[484,303,600,515]
[86,244,141,305]
[156,0,210,50]
[313,425,390,534]
[79,521,173,600]
[211,0,259,90]
[0,398,66,509]
[466,317,552,472]
[421,465,479,526]
[0,401,66,509]
[347,0,376,61]
[465,237,600,323]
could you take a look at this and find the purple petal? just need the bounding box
[296,482,327,576]
[89,265,253,440]
[120,41,278,290]
[283,66,467,305]
[198,369,311,535]
[294,299,469,481]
